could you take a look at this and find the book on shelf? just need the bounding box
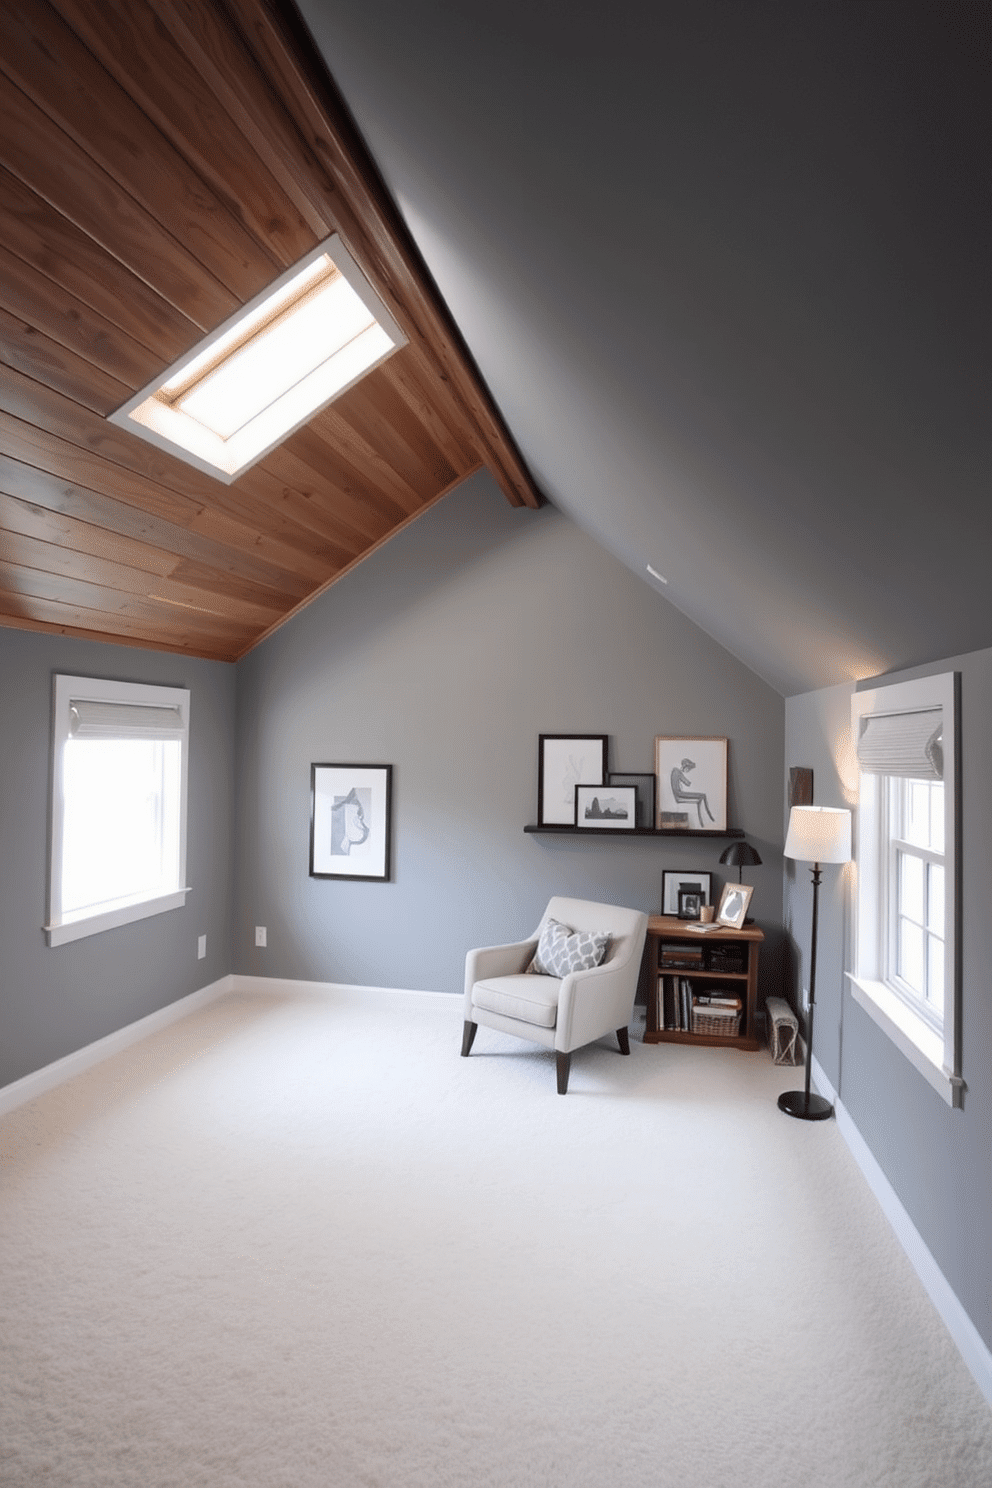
[659,977,744,1030]
[658,975,698,1031]
[659,942,704,969]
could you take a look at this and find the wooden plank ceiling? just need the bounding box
[0,0,540,661]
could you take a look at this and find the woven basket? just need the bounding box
[691,1005,741,1038]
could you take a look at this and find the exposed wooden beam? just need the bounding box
[218,0,542,510]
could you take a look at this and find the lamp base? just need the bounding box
[777,1089,833,1121]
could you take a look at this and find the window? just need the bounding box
[889,776,945,1022]
[849,672,961,1106]
[47,676,190,947]
[110,234,406,483]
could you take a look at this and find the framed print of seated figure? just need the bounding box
[655,736,728,831]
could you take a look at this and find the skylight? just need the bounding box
[111,235,406,483]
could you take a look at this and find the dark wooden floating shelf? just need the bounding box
[524,825,745,839]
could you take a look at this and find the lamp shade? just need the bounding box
[719,841,763,869]
[783,805,851,864]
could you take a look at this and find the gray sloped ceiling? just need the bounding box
[295,0,990,697]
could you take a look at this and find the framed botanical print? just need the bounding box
[537,735,608,826]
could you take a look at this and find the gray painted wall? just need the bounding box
[299,0,991,697]
[234,471,785,999]
[785,655,992,1351]
[0,630,235,1088]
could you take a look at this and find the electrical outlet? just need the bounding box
[255,925,267,947]
[197,934,206,959]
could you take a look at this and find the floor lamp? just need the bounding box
[779,805,852,1121]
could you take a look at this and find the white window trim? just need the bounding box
[848,671,962,1107]
[46,675,190,947]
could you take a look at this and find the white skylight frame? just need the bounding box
[110,234,407,484]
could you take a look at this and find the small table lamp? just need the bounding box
[719,840,763,883]
[719,840,762,923]
[779,805,852,1121]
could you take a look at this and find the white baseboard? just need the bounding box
[812,1055,992,1409]
[231,975,451,1003]
[0,975,234,1117]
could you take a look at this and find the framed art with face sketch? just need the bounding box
[310,763,393,881]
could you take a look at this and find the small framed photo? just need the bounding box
[655,736,728,831]
[608,772,656,829]
[677,886,703,920]
[538,735,608,826]
[661,870,711,916]
[717,882,753,928]
[575,782,636,829]
[310,763,392,881]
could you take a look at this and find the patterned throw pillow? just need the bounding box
[528,918,610,978]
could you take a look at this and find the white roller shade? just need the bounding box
[68,699,185,741]
[856,708,943,779]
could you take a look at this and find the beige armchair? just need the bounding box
[461,896,649,1093]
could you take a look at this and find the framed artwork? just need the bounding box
[717,882,753,928]
[608,772,656,829]
[310,763,392,881]
[677,887,704,920]
[789,766,813,808]
[655,736,728,831]
[538,735,608,826]
[661,870,712,916]
[575,783,636,829]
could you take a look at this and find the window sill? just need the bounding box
[846,973,963,1107]
[45,888,190,947]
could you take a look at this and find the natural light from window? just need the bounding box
[849,671,961,1106]
[890,776,945,1021]
[111,235,406,483]
[47,676,190,947]
[61,739,181,923]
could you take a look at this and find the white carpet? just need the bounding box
[2,985,990,1487]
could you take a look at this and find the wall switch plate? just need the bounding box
[197,934,206,959]
[255,925,267,947]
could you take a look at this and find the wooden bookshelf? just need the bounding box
[643,915,763,1051]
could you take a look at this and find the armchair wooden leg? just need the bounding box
[556,1051,571,1095]
[616,1026,630,1055]
[461,1020,477,1057]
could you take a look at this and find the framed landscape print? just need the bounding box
[310,763,392,881]
[655,736,728,831]
[538,735,608,826]
[575,783,636,829]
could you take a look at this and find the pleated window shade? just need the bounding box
[856,708,943,779]
[68,699,185,740]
